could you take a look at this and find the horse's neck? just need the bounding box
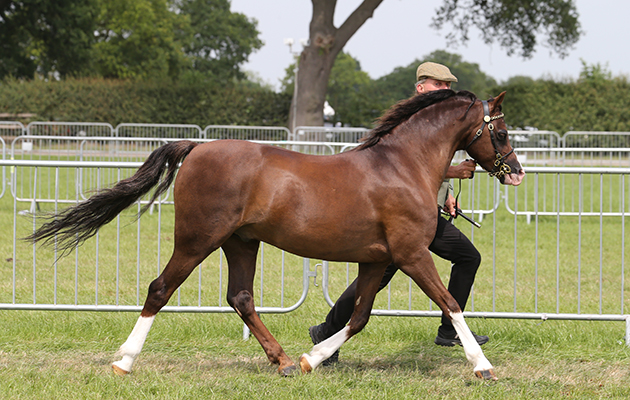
[387,110,473,189]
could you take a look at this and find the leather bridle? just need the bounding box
[465,100,514,179]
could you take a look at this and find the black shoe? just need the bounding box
[434,329,489,347]
[308,324,339,366]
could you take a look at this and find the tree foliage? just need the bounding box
[0,0,262,81]
[372,50,497,108]
[93,0,188,79]
[325,52,381,127]
[0,0,98,78]
[432,0,581,59]
[176,0,263,81]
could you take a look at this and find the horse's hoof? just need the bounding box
[278,364,298,377]
[112,363,130,376]
[299,354,312,374]
[474,369,498,381]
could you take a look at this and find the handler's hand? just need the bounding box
[443,194,458,217]
[445,160,476,179]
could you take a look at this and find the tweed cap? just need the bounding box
[416,62,458,83]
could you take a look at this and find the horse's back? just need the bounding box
[172,140,393,261]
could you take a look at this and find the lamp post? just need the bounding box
[284,38,308,136]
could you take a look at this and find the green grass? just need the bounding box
[1,310,630,399]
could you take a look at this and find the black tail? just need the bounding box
[25,140,199,253]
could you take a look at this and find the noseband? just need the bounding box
[465,100,514,179]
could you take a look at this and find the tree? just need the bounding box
[290,0,581,129]
[93,0,188,79]
[282,52,382,127]
[325,52,380,127]
[176,0,263,82]
[1,0,263,82]
[578,59,612,85]
[0,0,98,79]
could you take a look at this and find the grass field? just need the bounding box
[1,162,630,398]
[1,308,630,399]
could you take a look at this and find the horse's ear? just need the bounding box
[492,91,506,108]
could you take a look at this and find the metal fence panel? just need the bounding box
[0,121,16,198]
[0,159,312,314]
[117,123,203,139]
[293,126,369,143]
[505,167,630,218]
[10,136,170,205]
[562,131,630,167]
[204,125,290,141]
[3,129,630,340]
[0,135,5,199]
[319,168,630,330]
[27,121,114,138]
[15,122,116,165]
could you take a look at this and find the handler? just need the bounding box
[309,62,488,365]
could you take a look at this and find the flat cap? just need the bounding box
[416,62,458,83]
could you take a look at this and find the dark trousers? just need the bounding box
[319,213,481,338]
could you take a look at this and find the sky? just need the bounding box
[230,0,629,91]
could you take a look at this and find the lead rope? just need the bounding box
[447,178,463,223]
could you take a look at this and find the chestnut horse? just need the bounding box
[28,90,524,380]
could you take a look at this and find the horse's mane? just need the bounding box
[355,89,478,150]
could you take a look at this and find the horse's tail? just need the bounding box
[25,140,199,253]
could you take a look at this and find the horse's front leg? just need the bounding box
[400,249,497,381]
[223,236,297,377]
[299,262,388,372]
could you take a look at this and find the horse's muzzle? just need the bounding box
[500,167,525,186]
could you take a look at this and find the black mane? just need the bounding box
[356,90,477,150]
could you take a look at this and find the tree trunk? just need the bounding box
[288,0,384,132]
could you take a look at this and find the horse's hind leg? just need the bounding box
[299,262,388,372]
[222,236,297,377]
[112,236,217,375]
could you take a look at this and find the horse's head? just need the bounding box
[464,92,525,186]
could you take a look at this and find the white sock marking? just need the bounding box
[450,312,493,372]
[112,315,155,373]
[301,326,350,369]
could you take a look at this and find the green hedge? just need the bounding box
[3,75,630,136]
[0,77,291,127]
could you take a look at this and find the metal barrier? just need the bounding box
[0,121,25,136]
[9,136,170,206]
[0,136,5,199]
[117,123,203,139]
[505,166,630,218]
[0,158,316,316]
[3,126,630,341]
[7,136,360,203]
[2,158,628,332]
[293,126,369,143]
[0,122,24,199]
[204,125,290,141]
[507,130,563,167]
[562,131,630,167]
[319,167,630,342]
